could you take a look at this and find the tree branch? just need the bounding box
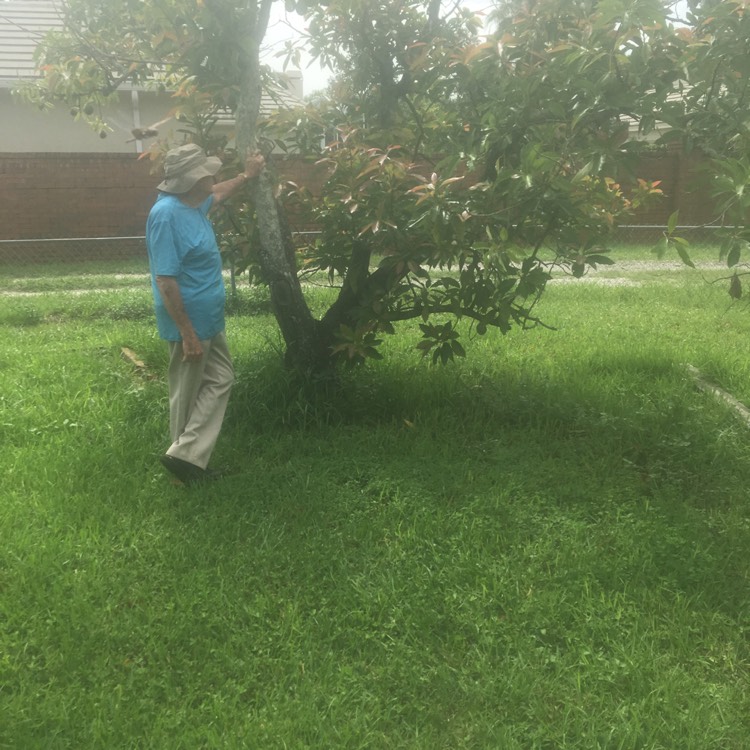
[382,303,556,331]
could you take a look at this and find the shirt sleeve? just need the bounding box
[200,195,215,216]
[147,213,182,277]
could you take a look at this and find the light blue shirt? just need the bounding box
[146,193,225,341]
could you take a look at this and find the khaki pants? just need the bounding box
[165,331,234,470]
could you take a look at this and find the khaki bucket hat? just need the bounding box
[157,143,222,194]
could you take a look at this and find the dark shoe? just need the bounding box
[160,454,215,486]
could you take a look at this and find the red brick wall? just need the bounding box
[270,157,330,236]
[0,153,331,242]
[626,148,717,226]
[0,150,715,243]
[0,153,156,239]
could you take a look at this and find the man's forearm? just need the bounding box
[212,153,265,204]
[212,172,251,205]
[155,275,195,338]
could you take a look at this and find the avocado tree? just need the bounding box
[20,0,687,370]
[269,0,677,362]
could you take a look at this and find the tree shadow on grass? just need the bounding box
[215,348,750,622]
[226,348,747,504]
[40,342,738,750]
[64,336,737,643]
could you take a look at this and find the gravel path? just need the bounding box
[0,260,729,296]
[549,259,727,286]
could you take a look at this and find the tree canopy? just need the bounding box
[18,0,750,369]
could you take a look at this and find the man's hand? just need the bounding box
[181,330,204,362]
[212,152,266,204]
[244,152,265,179]
[155,275,203,362]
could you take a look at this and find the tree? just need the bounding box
[657,0,750,293]
[21,0,689,370]
[19,0,325,371]
[288,0,480,134]
[271,0,675,362]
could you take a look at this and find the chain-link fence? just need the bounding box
[0,237,148,266]
[608,225,728,250]
[0,233,318,268]
[0,226,730,268]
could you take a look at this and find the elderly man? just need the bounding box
[146,143,265,485]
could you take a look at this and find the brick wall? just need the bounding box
[625,147,717,226]
[1,153,156,239]
[271,157,330,236]
[0,152,331,241]
[0,149,716,245]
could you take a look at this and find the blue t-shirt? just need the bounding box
[146,193,225,341]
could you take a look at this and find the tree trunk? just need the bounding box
[251,171,330,371]
[234,0,330,373]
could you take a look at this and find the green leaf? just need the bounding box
[727,240,742,268]
[652,237,669,259]
[667,210,679,235]
[719,238,733,263]
[675,244,695,269]
[729,273,742,299]
[572,161,594,183]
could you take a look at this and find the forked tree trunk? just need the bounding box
[234,0,330,373]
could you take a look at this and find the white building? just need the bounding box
[0,0,303,153]
[0,0,305,251]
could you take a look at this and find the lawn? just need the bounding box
[1,252,749,749]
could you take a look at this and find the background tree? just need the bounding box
[657,0,750,295]
[21,0,693,371]
[287,0,480,136]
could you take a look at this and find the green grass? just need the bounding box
[0,257,150,281]
[1,258,750,748]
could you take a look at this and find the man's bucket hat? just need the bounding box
[157,143,222,194]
